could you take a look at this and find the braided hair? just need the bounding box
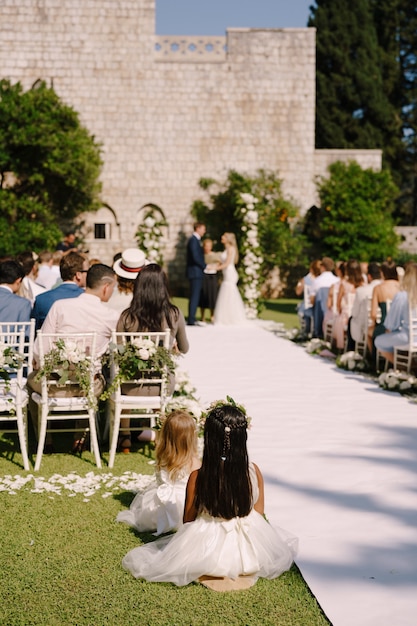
[194,403,252,519]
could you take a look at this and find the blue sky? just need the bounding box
[156,0,313,35]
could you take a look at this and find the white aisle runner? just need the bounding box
[180,323,417,626]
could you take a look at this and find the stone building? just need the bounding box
[0,0,382,285]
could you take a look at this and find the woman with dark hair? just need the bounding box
[115,263,189,451]
[121,400,297,591]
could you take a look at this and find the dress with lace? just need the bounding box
[214,251,248,326]
[121,463,298,588]
[116,468,190,536]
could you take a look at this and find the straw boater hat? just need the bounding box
[113,248,150,279]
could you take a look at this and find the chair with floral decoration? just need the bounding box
[32,331,102,471]
[0,326,31,470]
[106,329,172,469]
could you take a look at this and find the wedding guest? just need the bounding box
[0,259,32,323]
[28,264,119,451]
[186,222,206,326]
[367,260,400,356]
[199,238,220,323]
[56,231,76,253]
[321,261,345,339]
[311,257,339,338]
[295,259,321,334]
[332,259,363,350]
[374,262,417,364]
[117,410,200,535]
[121,400,297,591]
[50,250,63,285]
[32,251,89,330]
[35,251,56,290]
[16,251,45,306]
[115,263,189,452]
[106,248,149,314]
[347,262,382,351]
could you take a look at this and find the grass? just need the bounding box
[172,296,300,330]
[0,299,327,626]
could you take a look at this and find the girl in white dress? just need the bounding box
[214,233,248,325]
[122,400,297,590]
[116,410,200,536]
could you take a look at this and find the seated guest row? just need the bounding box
[296,257,416,371]
[0,253,188,455]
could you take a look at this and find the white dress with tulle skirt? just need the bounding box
[116,468,189,536]
[121,463,298,587]
[214,251,248,326]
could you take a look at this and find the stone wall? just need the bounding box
[0,0,381,287]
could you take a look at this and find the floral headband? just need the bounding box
[205,396,251,461]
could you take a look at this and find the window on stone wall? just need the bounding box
[94,223,110,239]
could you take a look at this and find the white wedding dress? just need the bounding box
[214,251,248,325]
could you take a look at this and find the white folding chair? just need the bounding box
[376,299,393,372]
[107,330,171,469]
[0,319,35,375]
[0,327,30,470]
[324,284,339,343]
[32,332,102,471]
[394,305,417,373]
[355,296,372,358]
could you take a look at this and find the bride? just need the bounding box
[214,232,248,325]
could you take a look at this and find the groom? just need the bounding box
[186,222,206,325]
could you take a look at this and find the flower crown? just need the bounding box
[206,395,252,427]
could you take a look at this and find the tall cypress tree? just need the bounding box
[310,0,417,223]
[309,0,394,150]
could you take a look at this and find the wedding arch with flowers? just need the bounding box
[135,205,168,265]
[191,169,303,319]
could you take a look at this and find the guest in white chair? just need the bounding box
[374,262,417,364]
[115,263,189,452]
[347,262,382,351]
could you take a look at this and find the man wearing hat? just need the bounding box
[106,249,149,313]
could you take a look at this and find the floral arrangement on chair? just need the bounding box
[0,340,25,394]
[35,339,96,404]
[101,337,176,401]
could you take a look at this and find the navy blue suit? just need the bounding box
[186,234,206,325]
[0,286,31,323]
[32,283,83,330]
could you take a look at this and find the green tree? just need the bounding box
[192,169,306,279]
[0,79,102,255]
[303,161,399,260]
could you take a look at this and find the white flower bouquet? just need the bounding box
[336,351,368,372]
[378,370,417,394]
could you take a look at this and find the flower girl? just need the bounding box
[121,400,297,590]
[116,410,200,536]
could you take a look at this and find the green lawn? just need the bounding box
[173,297,300,330]
[0,299,327,626]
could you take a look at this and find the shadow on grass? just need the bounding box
[263,298,300,315]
